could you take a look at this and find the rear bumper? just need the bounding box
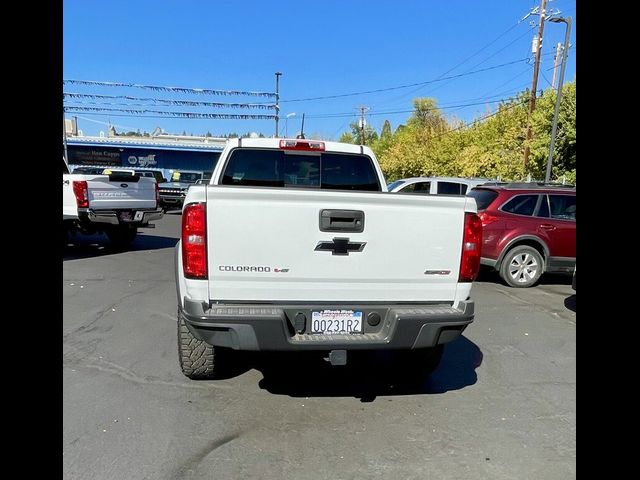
[159,194,185,207]
[79,208,163,225]
[480,256,497,268]
[180,298,474,351]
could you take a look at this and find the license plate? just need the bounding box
[311,310,363,334]
[118,212,133,221]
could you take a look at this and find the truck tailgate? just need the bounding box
[87,175,157,210]
[206,187,468,303]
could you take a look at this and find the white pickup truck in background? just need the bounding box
[63,157,163,249]
[175,138,482,378]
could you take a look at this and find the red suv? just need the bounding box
[467,183,576,288]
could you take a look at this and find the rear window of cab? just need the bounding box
[221,148,381,191]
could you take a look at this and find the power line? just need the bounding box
[65,90,534,123]
[540,69,554,87]
[418,26,537,100]
[429,22,522,79]
[279,58,529,103]
[351,22,537,110]
[430,97,530,140]
[305,95,531,119]
[71,115,140,132]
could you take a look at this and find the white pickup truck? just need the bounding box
[63,158,163,249]
[175,138,482,378]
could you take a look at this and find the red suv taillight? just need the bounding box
[72,181,89,208]
[478,211,498,226]
[182,203,207,279]
[154,181,159,208]
[459,212,483,282]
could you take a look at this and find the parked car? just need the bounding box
[388,176,491,195]
[467,183,576,288]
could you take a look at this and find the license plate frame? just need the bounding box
[310,310,363,335]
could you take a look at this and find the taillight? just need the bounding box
[72,181,89,208]
[459,212,483,282]
[154,181,159,208]
[182,203,207,279]
[478,211,498,226]
[279,139,325,151]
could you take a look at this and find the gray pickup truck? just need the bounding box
[158,170,207,211]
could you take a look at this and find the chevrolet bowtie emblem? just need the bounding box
[314,237,366,256]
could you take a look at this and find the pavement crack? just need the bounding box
[63,359,231,391]
[173,433,240,479]
[63,283,159,342]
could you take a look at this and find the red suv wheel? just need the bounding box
[499,245,544,288]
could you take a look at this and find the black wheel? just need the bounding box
[178,310,218,379]
[106,225,137,250]
[393,344,444,376]
[499,245,544,288]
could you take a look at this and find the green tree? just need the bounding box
[339,121,378,145]
[339,132,355,143]
[380,120,392,140]
[529,80,576,182]
[407,98,447,134]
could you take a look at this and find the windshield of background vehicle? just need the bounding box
[172,172,201,183]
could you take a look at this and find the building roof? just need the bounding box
[66,135,227,152]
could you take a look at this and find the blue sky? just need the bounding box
[63,0,576,140]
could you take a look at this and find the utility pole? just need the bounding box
[274,72,282,138]
[358,106,369,145]
[523,0,548,169]
[551,42,562,89]
[545,17,572,183]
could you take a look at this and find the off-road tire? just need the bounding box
[178,310,217,379]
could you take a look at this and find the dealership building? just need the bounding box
[65,130,227,180]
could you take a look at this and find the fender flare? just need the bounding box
[496,235,550,271]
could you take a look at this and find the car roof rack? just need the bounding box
[478,181,575,190]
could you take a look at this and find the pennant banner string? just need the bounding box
[63,80,276,98]
[63,92,276,109]
[64,105,276,120]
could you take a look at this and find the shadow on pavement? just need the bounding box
[239,336,483,402]
[63,232,178,261]
[564,294,576,312]
[476,266,572,286]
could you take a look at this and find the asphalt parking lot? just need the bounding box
[63,213,576,480]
